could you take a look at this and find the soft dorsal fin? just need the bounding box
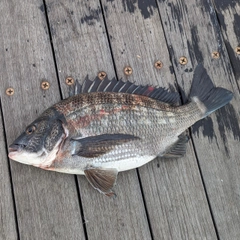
[69,76,180,105]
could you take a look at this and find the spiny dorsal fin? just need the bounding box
[69,76,180,105]
[84,168,118,197]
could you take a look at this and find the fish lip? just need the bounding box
[8,143,25,153]
[8,151,18,160]
[8,144,24,160]
[8,147,19,153]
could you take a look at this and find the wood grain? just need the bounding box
[101,1,217,239]
[0,0,85,239]
[0,107,18,240]
[156,0,240,239]
[0,0,239,239]
[45,1,152,239]
[213,1,240,85]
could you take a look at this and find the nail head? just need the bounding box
[235,47,240,55]
[179,57,188,65]
[41,81,50,90]
[65,77,74,86]
[124,66,133,75]
[6,88,14,96]
[212,51,220,59]
[154,61,163,69]
[98,71,107,80]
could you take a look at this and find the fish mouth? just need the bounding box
[8,151,18,160]
[8,143,25,159]
[8,143,25,152]
[9,144,20,152]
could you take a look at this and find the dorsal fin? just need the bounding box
[69,76,180,105]
[112,79,126,92]
[119,81,133,92]
[88,78,102,92]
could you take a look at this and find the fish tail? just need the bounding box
[189,64,233,118]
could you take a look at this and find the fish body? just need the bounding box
[50,92,196,173]
[9,65,233,196]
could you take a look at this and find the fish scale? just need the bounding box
[64,101,188,138]
[54,99,198,168]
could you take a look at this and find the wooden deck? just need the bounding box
[0,0,240,239]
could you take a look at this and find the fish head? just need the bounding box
[8,111,67,168]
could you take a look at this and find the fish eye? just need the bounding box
[26,125,36,135]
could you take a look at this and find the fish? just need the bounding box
[8,64,233,197]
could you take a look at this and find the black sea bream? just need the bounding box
[8,65,233,196]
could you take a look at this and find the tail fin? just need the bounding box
[190,64,233,117]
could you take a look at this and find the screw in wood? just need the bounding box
[124,66,133,75]
[65,77,74,86]
[6,88,14,96]
[154,61,163,69]
[212,51,220,59]
[41,81,50,90]
[98,71,107,80]
[179,57,188,65]
[235,47,240,55]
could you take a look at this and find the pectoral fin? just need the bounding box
[84,168,118,197]
[163,134,189,158]
[72,133,139,158]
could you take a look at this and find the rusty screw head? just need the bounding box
[179,57,188,65]
[41,81,50,90]
[212,51,220,59]
[6,88,14,96]
[124,66,133,75]
[65,77,74,86]
[98,71,107,80]
[235,47,240,55]
[154,60,163,69]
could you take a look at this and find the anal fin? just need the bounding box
[84,168,118,197]
[163,134,189,158]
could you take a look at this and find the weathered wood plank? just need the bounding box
[156,0,240,239]
[101,1,217,239]
[0,107,18,240]
[213,1,240,85]
[0,0,85,239]
[45,1,152,239]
